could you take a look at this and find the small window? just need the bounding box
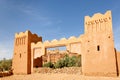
[20,53,21,58]
[97,45,100,51]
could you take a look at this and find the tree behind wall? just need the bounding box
[0,58,12,71]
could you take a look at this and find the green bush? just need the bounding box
[54,54,80,68]
[76,55,81,67]
[43,54,81,69]
[64,54,69,67]
[0,58,12,71]
[54,59,65,68]
[67,56,77,67]
[43,62,54,68]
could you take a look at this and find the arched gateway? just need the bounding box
[12,11,120,77]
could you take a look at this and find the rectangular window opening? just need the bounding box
[97,45,100,51]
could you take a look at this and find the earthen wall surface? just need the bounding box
[82,11,117,76]
[12,10,119,77]
[116,51,120,75]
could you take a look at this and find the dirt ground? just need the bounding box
[1,67,120,80]
[0,73,120,80]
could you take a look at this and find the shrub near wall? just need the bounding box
[43,62,54,68]
[43,54,81,69]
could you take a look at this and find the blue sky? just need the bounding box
[0,0,120,60]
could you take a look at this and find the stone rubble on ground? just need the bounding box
[33,67,82,74]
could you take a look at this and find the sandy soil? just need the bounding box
[0,73,120,80]
[0,67,120,80]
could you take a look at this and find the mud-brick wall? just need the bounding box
[116,51,120,75]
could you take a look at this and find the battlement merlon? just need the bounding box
[84,10,112,34]
[14,30,42,42]
[15,30,30,37]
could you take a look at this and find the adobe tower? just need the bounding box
[12,31,42,74]
[82,11,117,76]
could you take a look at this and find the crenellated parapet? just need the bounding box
[14,30,30,46]
[31,41,43,49]
[30,33,42,43]
[85,11,112,34]
[31,35,83,49]
[15,30,28,37]
[14,30,42,46]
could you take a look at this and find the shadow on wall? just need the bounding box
[33,57,42,68]
[115,48,120,76]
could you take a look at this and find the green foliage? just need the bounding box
[43,62,54,68]
[43,54,81,69]
[76,55,81,67]
[54,59,65,68]
[54,55,77,68]
[67,56,77,67]
[0,58,12,71]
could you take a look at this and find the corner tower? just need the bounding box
[82,11,117,76]
[12,30,42,74]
